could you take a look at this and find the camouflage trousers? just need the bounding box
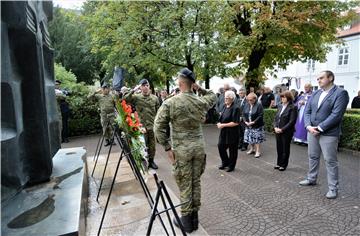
[173,155,206,216]
[100,113,115,140]
[144,129,156,160]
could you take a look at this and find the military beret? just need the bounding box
[55,80,61,85]
[139,79,149,85]
[178,68,195,83]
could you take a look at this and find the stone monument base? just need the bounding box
[1,147,88,236]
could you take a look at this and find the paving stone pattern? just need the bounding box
[155,125,360,236]
[64,125,359,235]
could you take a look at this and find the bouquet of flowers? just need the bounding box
[115,99,148,173]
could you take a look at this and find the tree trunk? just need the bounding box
[245,42,267,94]
[166,79,170,94]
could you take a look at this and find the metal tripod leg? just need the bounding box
[96,127,117,202]
[146,178,187,236]
[160,181,187,236]
[97,147,125,236]
[91,121,110,176]
[154,174,176,235]
[119,134,169,235]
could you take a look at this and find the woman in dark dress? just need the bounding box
[273,91,298,171]
[217,90,241,172]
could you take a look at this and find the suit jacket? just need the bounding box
[351,96,360,108]
[243,101,264,128]
[304,85,349,137]
[273,104,298,134]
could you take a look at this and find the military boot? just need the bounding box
[173,214,193,233]
[104,139,110,147]
[192,211,198,231]
[148,159,158,169]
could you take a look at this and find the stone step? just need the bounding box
[1,147,87,236]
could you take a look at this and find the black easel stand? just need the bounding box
[146,174,187,236]
[97,128,172,236]
[91,121,111,176]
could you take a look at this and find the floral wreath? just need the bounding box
[115,99,148,173]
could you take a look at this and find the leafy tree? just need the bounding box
[49,7,101,84]
[83,1,230,88]
[81,1,357,90]
[222,1,358,90]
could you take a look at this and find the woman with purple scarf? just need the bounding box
[293,83,313,144]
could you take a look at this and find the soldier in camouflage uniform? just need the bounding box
[154,68,216,233]
[88,84,116,146]
[124,79,160,169]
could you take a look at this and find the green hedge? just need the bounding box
[68,100,102,137]
[263,109,360,151]
[345,109,360,115]
[340,114,360,150]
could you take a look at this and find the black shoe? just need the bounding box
[241,147,247,151]
[279,167,286,171]
[226,167,234,172]
[148,160,158,169]
[274,166,280,169]
[192,211,198,231]
[218,164,228,170]
[173,215,193,233]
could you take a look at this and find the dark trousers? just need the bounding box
[61,112,69,141]
[276,132,293,168]
[218,143,238,169]
[238,123,248,148]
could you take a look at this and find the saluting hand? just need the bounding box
[192,83,200,91]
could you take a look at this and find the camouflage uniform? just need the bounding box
[154,88,216,216]
[124,91,160,161]
[89,92,115,140]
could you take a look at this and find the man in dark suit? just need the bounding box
[237,89,248,151]
[351,90,360,108]
[299,70,349,199]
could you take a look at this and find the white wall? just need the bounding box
[265,34,360,106]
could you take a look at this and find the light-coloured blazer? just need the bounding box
[304,85,349,137]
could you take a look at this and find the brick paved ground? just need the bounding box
[65,125,359,235]
[154,125,360,235]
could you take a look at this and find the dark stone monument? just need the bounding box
[1,0,59,202]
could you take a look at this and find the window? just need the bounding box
[307,59,315,72]
[338,47,349,65]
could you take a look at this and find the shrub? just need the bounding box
[263,109,360,151]
[55,63,102,136]
[263,108,277,133]
[346,109,360,115]
[340,114,360,151]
